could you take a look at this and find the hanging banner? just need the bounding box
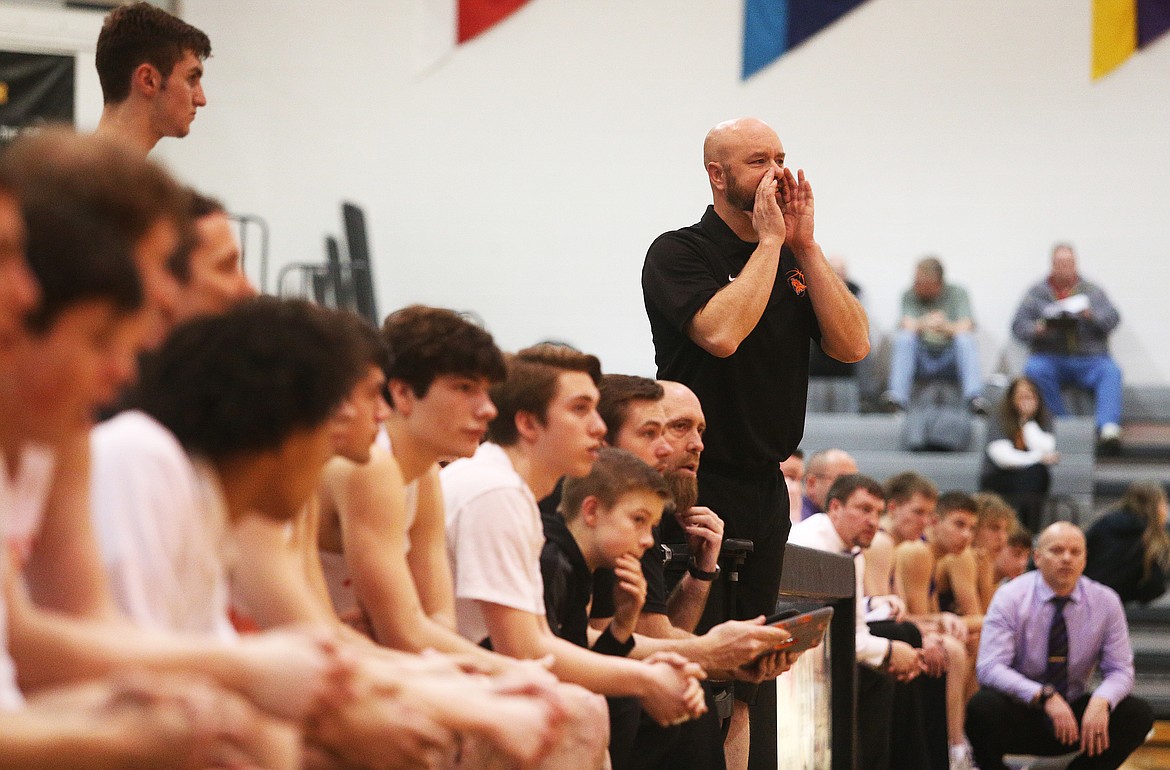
[0,51,75,147]
[743,0,869,79]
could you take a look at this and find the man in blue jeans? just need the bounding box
[882,256,987,414]
[1011,244,1123,455]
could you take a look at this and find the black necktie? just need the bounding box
[1045,596,1071,697]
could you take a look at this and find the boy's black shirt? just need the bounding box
[540,508,635,657]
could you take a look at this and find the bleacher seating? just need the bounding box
[1123,385,1170,424]
[799,413,1096,521]
[806,377,860,414]
[1048,417,1096,524]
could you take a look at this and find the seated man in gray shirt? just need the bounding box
[1010,243,1123,454]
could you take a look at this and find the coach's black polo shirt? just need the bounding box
[642,206,820,469]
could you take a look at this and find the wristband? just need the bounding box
[688,560,720,581]
[592,625,636,657]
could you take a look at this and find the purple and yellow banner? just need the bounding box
[1093,0,1170,79]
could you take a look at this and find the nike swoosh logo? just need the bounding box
[728,274,738,282]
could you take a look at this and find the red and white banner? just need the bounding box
[413,0,532,72]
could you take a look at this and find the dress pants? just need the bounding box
[966,687,1153,770]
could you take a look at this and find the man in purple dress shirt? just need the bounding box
[966,522,1153,770]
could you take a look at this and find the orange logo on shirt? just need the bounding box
[787,268,807,296]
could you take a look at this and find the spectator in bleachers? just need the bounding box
[1010,243,1123,455]
[968,522,1153,770]
[799,448,858,520]
[970,493,1019,613]
[95,2,211,155]
[980,377,1058,534]
[1085,480,1170,604]
[881,256,987,415]
[779,449,804,526]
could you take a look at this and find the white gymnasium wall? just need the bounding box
[5,0,1170,383]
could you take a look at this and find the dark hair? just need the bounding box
[380,305,505,406]
[788,448,804,460]
[166,187,225,283]
[884,471,939,506]
[0,128,186,331]
[187,189,226,220]
[487,343,602,447]
[597,374,663,445]
[826,473,885,509]
[998,377,1052,445]
[96,2,211,104]
[936,491,978,519]
[137,297,366,459]
[338,310,389,376]
[560,447,669,523]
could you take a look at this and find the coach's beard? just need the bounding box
[668,471,698,515]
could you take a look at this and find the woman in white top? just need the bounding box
[980,377,1059,533]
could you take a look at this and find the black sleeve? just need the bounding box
[641,533,668,616]
[590,625,636,657]
[540,542,571,640]
[642,233,722,335]
[590,535,668,618]
[1135,560,1168,604]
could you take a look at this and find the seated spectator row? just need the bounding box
[814,251,1126,457]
